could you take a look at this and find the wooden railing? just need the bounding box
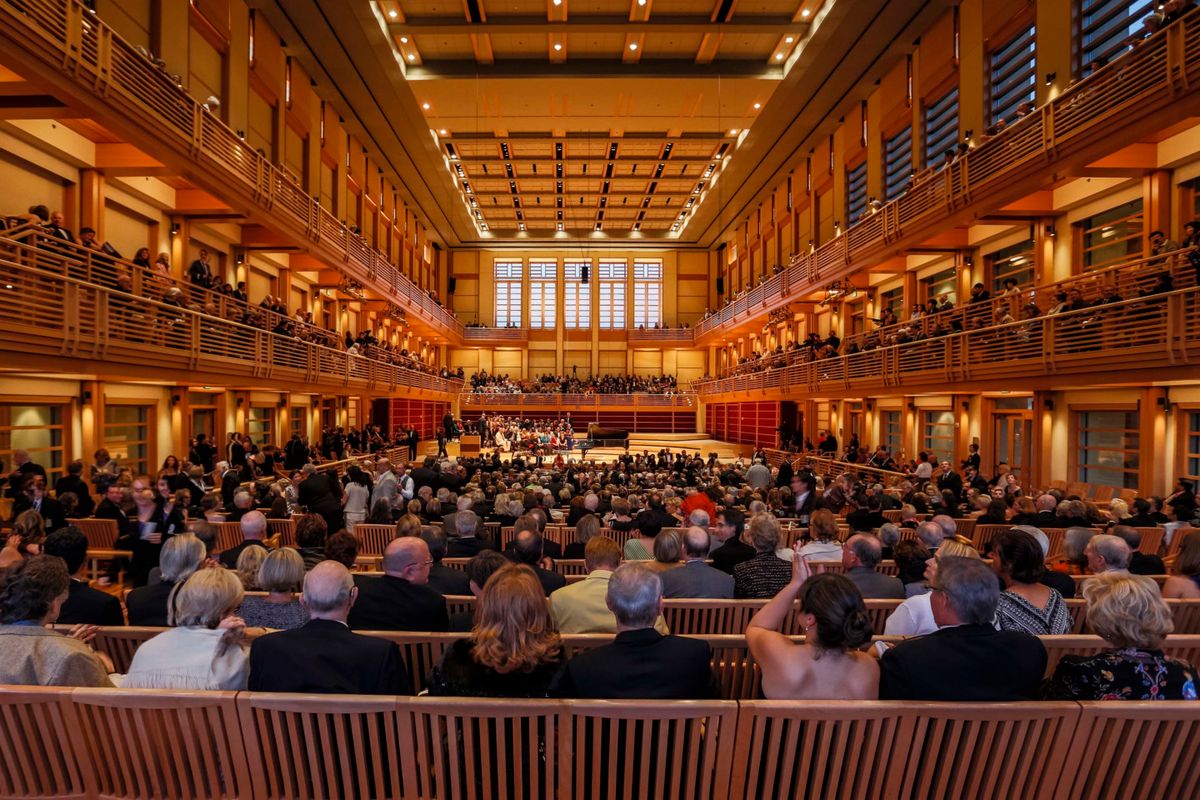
[0,249,463,395]
[693,8,1200,342]
[459,392,697,409]
[627,327,696,342]
[462,326,530,342]
[695,284,1200,397]
[0,0,463,342]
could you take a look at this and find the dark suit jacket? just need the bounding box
[427,564,472,596]
[348,574,449,631]
[219,539,267,569]
[1031,511,1060,529]
[93,498,132,540]
[1125,514,1168,528]
[298,474,340,514]
[879,623,1046,701]
[11,496,66,531]
[550,628,715,699]
[659,560,735,598]
[57,579,124,626]
[447,536,496,558]
[54,475,95,516]
[125,580,177,627]
[411,467,439,493]
[1041,571,1077,599]
[248,618,410,694]
[1129,551,1167,576]
[709,539,755,574]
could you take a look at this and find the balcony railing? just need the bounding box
[0,247,464,395]
[627,328,696,342]
[0,0,463,341]
[694,285,1200,397]
[462,327,530,342]
[460,393,697,409]
[693,8,1200,342]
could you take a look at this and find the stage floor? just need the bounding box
[442,433,751,463]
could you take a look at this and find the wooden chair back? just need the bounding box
[403,697,561,800]
[662,600,763,636]
[89,626,162,673]
[266,518,296,547]
[213,521,243,552]
[70,688,251,799]
[355,524,399,557]
[365,632,458,695]
[1167,599,1200,634]
[1064,599,1089,633]
[444,594,476,618]
[1040,634,1200,680]
[74,517,118,549]
[237,693,406,800]
[970,524,1011,552]
[0,686,87,799]
[1066,702,1200,798]
[559,699,737,800]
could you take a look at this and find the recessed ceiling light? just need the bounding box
[638,0,646,5]
[776,53,784,60]
[422,102,430,110]
[553,0,561,5]
[400,36,408,43]
[553,42,562,51]
[439,129,447,135]
[629,42,638,51]
[753,102,761,109]
[785,36,795,43]
[388,10,398,19]
[801,9,810,17]
[729,129,738,135]
[408,54,416,61]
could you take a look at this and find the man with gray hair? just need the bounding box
[660,526,734,598]
[550,562,715,699]
[916,520,949,555]
[842,534,904,599]
[219,509,267,568]
[880,557,1046,701]
[249,560,410,694]
[348,537,448,631]
[746,458,772,491]
[1085,534,1134,576]
[686,508,711,529]
[931,514,957,539]
[371,458,398,511]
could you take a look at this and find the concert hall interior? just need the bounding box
[2,0,1200,797]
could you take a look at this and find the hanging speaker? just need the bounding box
[448,276,457,294]
[716,276,725,295]
[581,265,590,283]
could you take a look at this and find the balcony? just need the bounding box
[0,0,463,342]
[694,284,1200,399]
[627,327,696,343]
[460,393,697,410]
[0,236,464,396]
[693,8,1200,343]
[462,327,530,343]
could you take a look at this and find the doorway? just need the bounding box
[993,411,1033,479]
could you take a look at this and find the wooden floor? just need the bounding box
[456,432,750,463]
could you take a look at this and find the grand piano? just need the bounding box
[578,423,630,453]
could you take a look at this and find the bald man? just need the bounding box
[659,526,734,599]
[249,561,411,694]
[347,537,448,631]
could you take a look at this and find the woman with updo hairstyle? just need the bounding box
[0,510,46,569]
[564,513,600,559]
[747,555,879,699]
[650,530,682,573]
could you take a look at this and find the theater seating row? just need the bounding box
[2,684,1197,799]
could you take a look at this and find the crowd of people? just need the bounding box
[469,371,680,394]
[2,436,1199,704]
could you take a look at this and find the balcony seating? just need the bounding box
[3,689,1200,799]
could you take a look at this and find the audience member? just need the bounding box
[348,537,448,631]
[234,545,268,590]
[42,527,123,626]
[733,513,791,598]
[238,547,309,630]
[422,528,471,595]
[219,511,268,568]
[508,529,567,595]
[884,538,980,636]
[549,537,667,634]
[1113,525,1166,576]
[1163,533,1200,599]
[1085,533,1133,575]
[988,528,1071,635]
[709,509,753,574]
[842,534,904,599]
[126,534,205,626]
[660,526,734,598]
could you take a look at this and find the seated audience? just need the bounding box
[879,557,1047,701]
[451,550,510,631]
[842,534,905,599]
[42,527,123,626]
[797,509,844,560]
[884,538,981,636]
[1085,533,1133,575]
[429,564,564,697]
[563,513,599,559]
[549,537,667,635]
[348,537,448,631]
[248,561,410,694]
[446,510,494,558]
[746,555,878,699]
[988,528,1071,635]
[1044,572,1198,700]
[294,513,328,571]
[1113,525,1166,576]
[0,556,113,686]
[660,526,734,598]
[734,513,792,598]
[219,510,268,568]
[123,568,250,690]
[893,539,931,597]
[508,529,567,596]
[126,534,205,626]
[234,545,268,590]
[422,528,472,596]
[550,563,713,699]
[1163,532,1200,599]
[649,530,682,573]
[1050,527,1096,575]
[238,547,309,630]
[709,509,754,574]
[0,510,45,569]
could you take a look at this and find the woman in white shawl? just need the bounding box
[122,567,250,690]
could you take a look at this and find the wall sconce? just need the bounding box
[1158,396,1173,412]
[236,397,244,406]
[171,394,181,405]
[907,402,917,411]
[170,223,180,236]
[1044,72,1056,86]
[1044,399,1055,411]
[1045,224,1057,238]
[235,251,245,266]
[964,255,974,268]
[81,390,92,403]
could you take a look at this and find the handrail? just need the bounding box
[0,0,463,342]
[462,327,529,341]
[0,249,464,395]
[693,8,1200,342]
[627,328,696,342]
[725,247,1198,377]
[695,284,1200,396]
[459,392,698,409]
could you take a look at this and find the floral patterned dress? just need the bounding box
[1043,648,1199,700]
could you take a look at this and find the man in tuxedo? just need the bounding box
[1125,497,1171,527]
[348,537,448,631]
[410,456,439,495]
[407,426,419,462]
[660,527,734,599]
[297,463,344,535]
[421,528,471,596]
[1030,494,1064,528]
[443,412,456,441]
[43,527,123,626]
[249,561,410,694]
[44,210,74,242]
[1113,525,1166,575]
[53,460,94,517]
[188,247,214,288]
[789,472,821,524]
[446,512,494,558]
[709,509,754,574]
[5,449,46,498]
[94,484,132,540]
[283,433,309,471]
[551,563,715,699]
[936,461,963,502]
[879,557,1046,701]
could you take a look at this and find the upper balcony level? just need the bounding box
[693,8,1200,344]
[0,227,463,396]
[0,0,464,343]
[460,393,697,411]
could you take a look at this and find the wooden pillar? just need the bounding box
[79,170,104,238]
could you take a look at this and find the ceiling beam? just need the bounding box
[390,16,808,35]
[404,59,781,79]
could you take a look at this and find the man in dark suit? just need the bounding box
[5,449,46,498]
[283,433,309,470]
[218,461,242,510]
[11,474,67,530]
[1112,525,1167,575]
[348,537,448,631]
[551,563,715,699]
[660,527,734,598]
[407,426,419,463]
[936,461,963,502]
[447,511,496,558]
[43,527,123,626]
[190,434,216,473]
[507,529,567,596]
[54,460,94,517]
[709,509,754,574]
[297,464,343,535]
[1125,497,1171,527]
[843,535,905,599]
[1030,494,1062,529]
[250,561,410,694]
[421,528,471,596]
[218,511,268,568]
[411,456,440,495]
[93,483,133,545]
[880,557,1046,701]
[44,210,75,242]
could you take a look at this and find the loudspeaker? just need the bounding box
[716,276,725,295]
[448,276,457,294]
[581,265,590,283]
